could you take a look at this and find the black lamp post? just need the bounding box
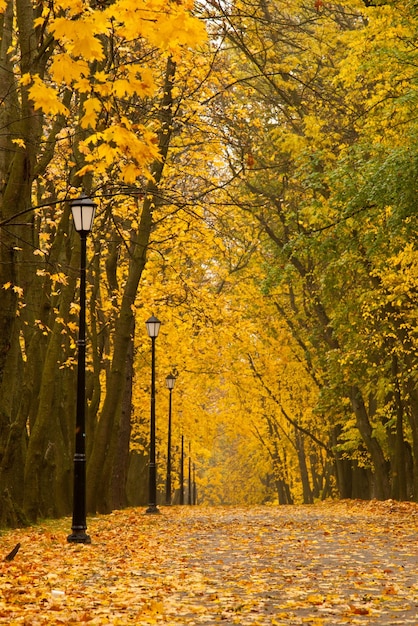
[165,373,176,505]
[145,315,161,514]
[193,463,197,505]
[179,433,184,505]
[67,193,96,544]
[188,441,192,505]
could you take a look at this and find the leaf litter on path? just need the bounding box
[0,500,416,625]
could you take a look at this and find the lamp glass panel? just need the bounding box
[146,316,161,338]
[71,195,96,232]
[166,374,176,390]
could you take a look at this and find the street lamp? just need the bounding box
[145,315,161,514]
[193,463,197,505]
[165,373,176,505]
[67,193,96,544]
[179,433,184,505]
[188,441,192,505]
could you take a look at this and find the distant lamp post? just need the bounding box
[188,441,192,505]
[145,315,161,514]
[193,463,197,505]
[67,193,96,544]
[180,433,184,505]
[165,373,176,505]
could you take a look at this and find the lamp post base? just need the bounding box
[145,505,160,515]
[67,531,91,544]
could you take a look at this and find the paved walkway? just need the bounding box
[0,501,417,624]
[95,501,417,625]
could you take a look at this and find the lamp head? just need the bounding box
[165,373,176,390]
[71,193,96,234]
[145,315,161,339]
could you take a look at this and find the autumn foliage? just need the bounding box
[1,0,418,526]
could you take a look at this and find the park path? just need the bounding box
[0,500,417,624]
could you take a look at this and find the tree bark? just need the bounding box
[390,354,407,500]
[110,319,135,509]
[22,239,78,521]
[348,385,390,499]
[295,429,313,504]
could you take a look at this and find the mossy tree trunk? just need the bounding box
[0,0,57,522]
[22,236,78,521]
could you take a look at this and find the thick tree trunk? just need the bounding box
[0,1,20,387]
[0,0,60,523]
[126,451,148,507]
[22,240,78,521]
[348,385,390,499]
[275,478,293,505]
[332,424,355,499]
[110,320,135,510]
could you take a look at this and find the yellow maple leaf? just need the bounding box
[12,138,26,148]
[112,79,132,98]
[121,163,140,184]
[148,11,207,52]
[75,164,95,178]
[20,73,32,86]
[50,54,87,85]
[128,66,156,97]
[12,285,24,297]
[51,18,105,61]
[28,75,69,116]
[80,97,102,129]
[74,77,92,93]
[54,0,84,13]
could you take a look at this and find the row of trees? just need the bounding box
[200,0,418,503]
[1,0,418,526]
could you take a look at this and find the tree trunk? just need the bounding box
[406,386,418,501]
[22,239,78,521]
[0,0,59,522]
[391,355,407,500]
[348,385,390,499]
[0,0,20,387]
[126,450,149,507]
[110,319,135,509]
[295,428,313,504]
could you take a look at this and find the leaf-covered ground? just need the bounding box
[0,501,417,625]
